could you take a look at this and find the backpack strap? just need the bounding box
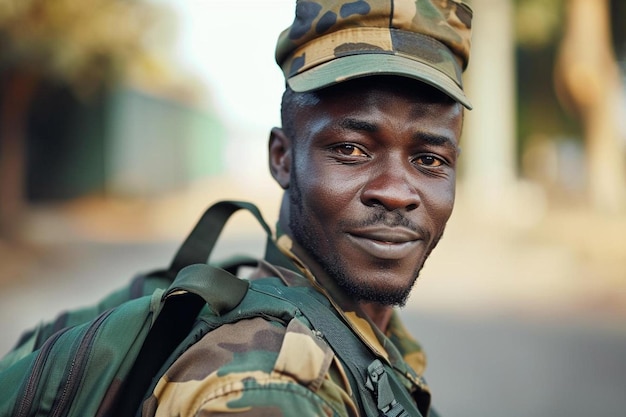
[168,200,295,277]
[277,286,423,417]
[109,264,248,417]
[168,201,270,277]
[111,201,285,416]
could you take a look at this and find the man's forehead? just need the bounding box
[293,90,462,142]
[306,76,459,109]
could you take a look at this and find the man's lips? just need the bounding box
[346,226,422,260]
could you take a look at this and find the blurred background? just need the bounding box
[0,0,625,416]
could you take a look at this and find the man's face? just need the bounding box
[278,78,463,306]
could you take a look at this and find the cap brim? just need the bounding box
[287,54,472,110]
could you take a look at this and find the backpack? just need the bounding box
[0,201,426,417]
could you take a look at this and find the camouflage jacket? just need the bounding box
[143,234,435,416]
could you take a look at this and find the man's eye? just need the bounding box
[416,155,444,167]
[333,144,367,157]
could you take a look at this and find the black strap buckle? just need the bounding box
[365,359,409,417]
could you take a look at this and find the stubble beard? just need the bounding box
[288,170,443,307]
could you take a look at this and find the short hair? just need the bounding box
[280,86,318,141]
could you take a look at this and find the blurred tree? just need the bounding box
[514,0,575,173]
[555,0,626,212]
[514,0,626,212]
[516,0,626,211]
[0,0,167,238]
[609,0,626,59]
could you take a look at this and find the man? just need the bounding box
[145,0,473,416]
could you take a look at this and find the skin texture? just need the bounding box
[270,77,463,331]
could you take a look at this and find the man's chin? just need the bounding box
[334,275,418,307]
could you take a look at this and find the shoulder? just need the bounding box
[145,315,357,417]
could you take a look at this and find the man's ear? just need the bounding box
[268,127,292,189]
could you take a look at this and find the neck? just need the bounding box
[359,302,394,332]
[305,254,395,333]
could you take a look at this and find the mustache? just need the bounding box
[340,209,429,239]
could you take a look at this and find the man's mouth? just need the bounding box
[347,226,422,260]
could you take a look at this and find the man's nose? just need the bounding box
[360,159,421,212]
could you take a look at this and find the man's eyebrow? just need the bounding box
[339,118,378,132]
[415,132,458,150]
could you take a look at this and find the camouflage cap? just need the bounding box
[275,0,473,109]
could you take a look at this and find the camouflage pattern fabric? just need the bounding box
[275,0,473,108]
[145,236,432,416]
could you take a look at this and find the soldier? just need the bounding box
[145,0,473,416]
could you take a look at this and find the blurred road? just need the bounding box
[0,186,625,416]
[401,311,626,417]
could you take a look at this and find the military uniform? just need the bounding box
[144,235,434,416]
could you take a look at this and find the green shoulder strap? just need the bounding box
[168,200,295,277]
[109,264,249,417]
[275,285,424,417]
[112,201,281,416]
[169,201,266,275]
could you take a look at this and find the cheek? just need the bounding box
[300,171,351,220]
[296,154,358,211]
[424,177,456,227]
